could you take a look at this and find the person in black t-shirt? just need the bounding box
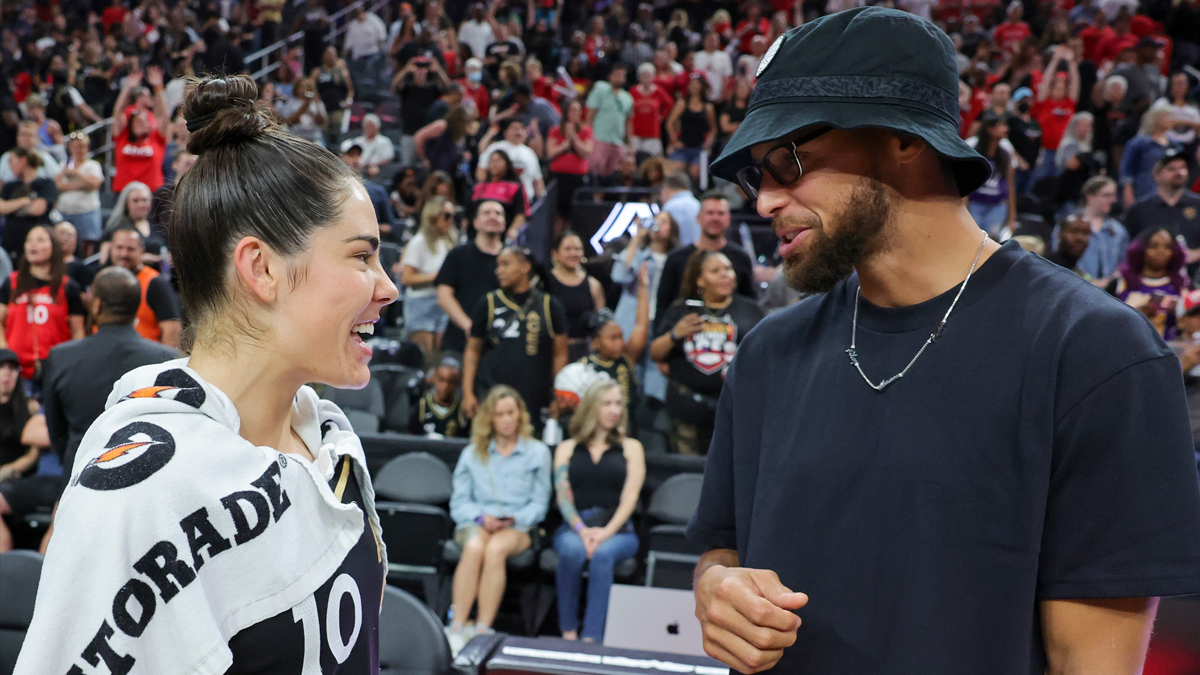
[410,356,468,437]
[463,246,568,430]
[651,250,763,456]
[436,200,506,354]
[1123,151,1200,245]
[0,349,35,552]
[0,148,59,261]
[691,10,1200,675]
[1043,215,1093,277]
[656,193,755,313]
[391,56,447,165]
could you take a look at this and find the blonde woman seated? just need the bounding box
[447,385,552,651]
[553,380,646,642]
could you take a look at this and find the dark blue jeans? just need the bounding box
[554,520,639,641]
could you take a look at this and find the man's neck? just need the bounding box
[856,196,1001,308]
[475,232,503,254]
[1159,186,1185,205]
[697,233,725,252]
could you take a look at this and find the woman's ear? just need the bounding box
[231,236,283,304]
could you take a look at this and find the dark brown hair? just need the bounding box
[171,74,359,330]
[15,225,66,301]
[679,249,728,301]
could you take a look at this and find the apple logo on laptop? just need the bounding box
[666,622,679,635]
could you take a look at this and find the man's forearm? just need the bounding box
[694,548,739,589]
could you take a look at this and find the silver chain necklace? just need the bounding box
[846,232,989,392]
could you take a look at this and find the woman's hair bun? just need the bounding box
[183,74,277,156]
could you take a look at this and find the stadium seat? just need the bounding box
[322,377,386,420]
[379,585,453,675]
[0,550,43,675]
[346,409,382,433]
[368,365,426,432]
[375,453,455,612]
[644,473,706,589]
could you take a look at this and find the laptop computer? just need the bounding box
[603,584,708,657]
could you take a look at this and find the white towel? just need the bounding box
[15,359,385,675]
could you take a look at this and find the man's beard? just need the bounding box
[781,178,892,294]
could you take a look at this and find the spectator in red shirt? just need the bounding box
[1035,46,1081,153]
[653,50,682,100]
[100,0,128,32]
[1079,11,1115,62]
[733,3,771,55]
[111,66,168,194]
[993,1,1033,54]
[457,57,490,118]
[547,100,594,226]
[629,63,672,157]
[1096,14,1138,65]
[526,57,560,111]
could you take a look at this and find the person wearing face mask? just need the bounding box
[456,57,491,120]
[1007,87,1045,194]
[13,74,399,675]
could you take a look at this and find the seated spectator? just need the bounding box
[547,100,594,225]
[1168,291,1200,470]
[447,385,551,651]
[638,157,666,189]
[570,302,650,430]
[1074,176,1128,283]
[0,225,86,380]
[54,223,92,290]
[1044,215,1094,278]
[104,181,166,269]
[463,246,568,430]
[410,355,468,437]
[414,105,474,177]
[108,227,182,348]
[0,121,61,183]
[111,66,169,194]
[0,148,58,260]
[340,114,395,178]
[1120,100,1183,207]
[0,349,45,552]
[552,380,645,642]
[650,250,764,455]
[612,211,678,340]
[278,77,328,147]
[549,231,606,361]
[477,118,545,202]
[418,169,458,218]
[398,196,457,362]
[1112,227,1190,339]
[436,200,504,356]
[471,150,529,241]
[390,166,423,221]
[53,133,104,257]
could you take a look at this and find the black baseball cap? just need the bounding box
[710,7,992,195]
[1155,147,1187,172]
[0,349,19,368]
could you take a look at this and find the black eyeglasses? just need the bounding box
[735,127,832,199]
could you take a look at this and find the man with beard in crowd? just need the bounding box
[686,8,1200,675]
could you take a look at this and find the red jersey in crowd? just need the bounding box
[3,273,79,379]
[735,18,771,53]
[1034,96,1076,150]
[1096,31,1138,64]
[630,84,673,141]
[458,79,490,119]
[532,76,560,108]
[113,128,167,193]
[548,125,593,175]
[992,20,1032,53]
[1079,24,1114,62]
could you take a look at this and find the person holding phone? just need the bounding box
[447,386,552,654]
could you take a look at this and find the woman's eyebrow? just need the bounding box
[343,234,380,251]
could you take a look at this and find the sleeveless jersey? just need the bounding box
[413,392,468,438]
[226,454,385,673]
[5,272,71,379]
[477,289,559,419]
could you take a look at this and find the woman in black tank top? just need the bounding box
[666,76,716,184]
[549,231,606,361]
[551,380,646,642]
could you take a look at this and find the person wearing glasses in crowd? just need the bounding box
[397,196,458,364]
[687,9,1200,674]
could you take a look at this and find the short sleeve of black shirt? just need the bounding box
[0,277,11,304]
[64,279,85,315]
[548,294,567,335]
[470,294,490,340]
[145,276,180,322]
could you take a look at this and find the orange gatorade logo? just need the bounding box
[120,369,207,409]
[75,422,176,491]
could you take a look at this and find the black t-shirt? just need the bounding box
[65,259,95,290]
[0,276,87,315]
[0,177,59,256]
[434,242,500,354]
[654,295,763,424]
[0,397,26,467]
[0,95,19,156]
[686,241,1200,673]
[145,275,181,323]
[226,455,384,673]
[470,288,567,418]
[398,78,443,135]
[1006,114,1043,167]
[1123,191,1200,242]
[656,242,756,316]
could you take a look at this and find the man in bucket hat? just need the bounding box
[686,7,1200,674]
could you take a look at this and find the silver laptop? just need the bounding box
[603,584,708,657]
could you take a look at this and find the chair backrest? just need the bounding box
[0,550,43,675]
[374,451,453,503]
[370,365,426,432]
[322,377,386,418]
[647,473,705,525]
[345,409,381,434]
[379,585,452,675]
[376,502,453,568]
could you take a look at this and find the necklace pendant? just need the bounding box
[845,347,859,365]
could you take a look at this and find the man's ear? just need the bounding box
[231,236,283,305]
[892,133,930,167]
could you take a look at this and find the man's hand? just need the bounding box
[695,565,808,674]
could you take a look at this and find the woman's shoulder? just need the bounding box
[620,436,644,457]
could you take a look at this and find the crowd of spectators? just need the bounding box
[4,0,1200,653]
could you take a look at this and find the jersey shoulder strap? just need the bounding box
[543,293,558,338]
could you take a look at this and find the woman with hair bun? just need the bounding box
[15,74,399,674]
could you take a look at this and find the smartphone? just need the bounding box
[684,299,705,307]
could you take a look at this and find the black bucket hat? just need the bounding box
[710,7,992,196]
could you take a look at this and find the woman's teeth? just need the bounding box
[352,323,375,335]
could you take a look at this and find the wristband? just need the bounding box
[476,515,485,525]
[669,329,679,342]
[573,521,585,533]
